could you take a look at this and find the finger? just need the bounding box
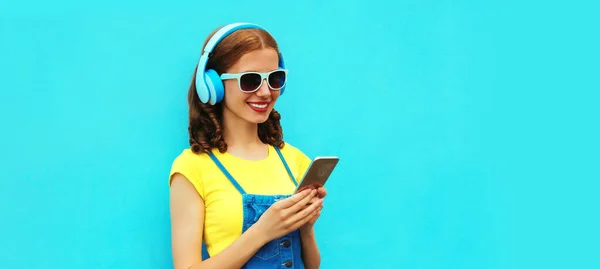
[276,189,312,208]
[296,186,311,193]
[308,206,323,222]
[284,189,317,215]
[310,209,322,223]
[307,196,319,205]
[312,204,323,219]
[317,187,327,198]
[292,204,322,230]
[287,198,323,225]
[313,205,323,221]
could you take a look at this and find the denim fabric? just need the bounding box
[207,147,304,269]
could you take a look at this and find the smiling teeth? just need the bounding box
[249,103,268,108]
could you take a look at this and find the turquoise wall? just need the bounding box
[1,0,598,268]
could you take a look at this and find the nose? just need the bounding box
[255,78,271,97]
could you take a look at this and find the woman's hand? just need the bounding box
[300,186,327,234]
[309,186,327,209]
[253,189,323,241]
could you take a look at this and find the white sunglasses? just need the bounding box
[220,69,288,93]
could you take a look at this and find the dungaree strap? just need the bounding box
[208,153,247,195]
[274,147,298,187]
[207,146,298,195]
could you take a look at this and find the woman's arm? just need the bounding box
[300,227,321,269]
[169,173,269,269]
[299,187,327,269]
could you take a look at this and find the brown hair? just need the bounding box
[187,26,285,154]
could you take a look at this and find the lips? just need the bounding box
[247,102,270,112]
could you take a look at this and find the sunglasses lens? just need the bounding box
[240,73,262,92]
[268,70,286,89]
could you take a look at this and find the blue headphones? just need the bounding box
[195,22,286,105]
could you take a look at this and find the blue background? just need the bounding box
[1,0,598,268]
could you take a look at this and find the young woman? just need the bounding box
[169,23,327,269]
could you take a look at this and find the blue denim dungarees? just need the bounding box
[206,147,305,269]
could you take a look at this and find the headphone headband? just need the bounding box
[203,22,262,54]
[194,22,286,105]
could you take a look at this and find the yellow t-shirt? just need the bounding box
[169,143,312,257]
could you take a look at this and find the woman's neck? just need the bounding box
[222,109,268,160]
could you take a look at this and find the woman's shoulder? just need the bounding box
[169,148,218,197]
[172,148,212,164]
[169,148,215,181]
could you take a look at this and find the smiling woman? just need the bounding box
[168,23,327,269]
[220,48,284,126]
[187,26,286,154]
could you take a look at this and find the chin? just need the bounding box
[245,113,271,124]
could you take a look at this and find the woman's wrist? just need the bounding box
[246,224,272,246]
[300,226,315,238]
[299,226,320,269]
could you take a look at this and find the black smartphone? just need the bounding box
[294,156,340,194]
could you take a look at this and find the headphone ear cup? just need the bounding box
[278,52,286,95]
[280,84,286,95]
[205,69,225,105]
[278,70,286,95]
[195,70,211,104]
